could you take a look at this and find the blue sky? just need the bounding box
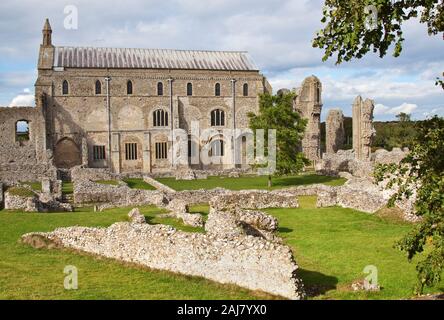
[0,0,442,121]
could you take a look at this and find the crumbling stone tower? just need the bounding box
[352,96,376,160]
[294,76,323,162]
[326,109,345,154]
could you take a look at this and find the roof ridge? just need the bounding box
[55,45,250,54]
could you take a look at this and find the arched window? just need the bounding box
[243,83,248,97]
[215,83,221,96]
[187,83,193,96]
[95,80,101,95]
[210,139,224,157]
[157,82,164,96]
[210,109,225,126]
[153,109,169,127]
[316,86,321,102]
[127,80,133,95]
[62,80,69,95]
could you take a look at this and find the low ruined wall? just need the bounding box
[143,176,176,193]
[73,179,167,207]
[210,190,299,210]
[71,166,117,182]
[22,221,305,300]
[172,188,231,205]
[0,163,57,185]
[4,192,38,211]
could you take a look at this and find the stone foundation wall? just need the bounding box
[22,214,305,300]
[73,179,168,207]
[0,163,57,185]
[4,192,38,211]
[143,176,176,193]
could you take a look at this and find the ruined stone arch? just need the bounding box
[54,137,82,168]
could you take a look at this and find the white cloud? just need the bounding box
[8,89,34,107]
[374,103,418,115]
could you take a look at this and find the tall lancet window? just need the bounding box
[62,80,69,95]
[95,80,102,95]
[127,80,133,95]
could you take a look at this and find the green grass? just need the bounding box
[157,174,346,191]
[266,196,444,299]
[1,197,442,300]
[62,182,73,195]
[94,180,120,186]
[6,187,35,197]
[123,178,156,190]
[0,206,270,300]
[22,182,42,192]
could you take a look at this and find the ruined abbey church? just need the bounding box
[0,19,276,182]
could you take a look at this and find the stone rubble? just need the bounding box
[22,207,306,300]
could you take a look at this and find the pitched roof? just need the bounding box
[53,46,259,71]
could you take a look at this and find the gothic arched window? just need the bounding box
[95,80,101,95]
[215,83,221,96]
[62,80,69,95]
[127,80,133,95]
[187,83,193,96]
[243,83,248,97]
[157,82,163,96]
[153,109,169,127]
[210,109,225,126]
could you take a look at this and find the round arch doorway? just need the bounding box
[54,137,82,168]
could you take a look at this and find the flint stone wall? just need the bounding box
[4,192,38,212]
[0,163,57,185]
[143,176,176,193]
[74,179,168,207]
[22,221,305,300]
[210,190,299,211]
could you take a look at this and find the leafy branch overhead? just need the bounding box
[313,0,444,64]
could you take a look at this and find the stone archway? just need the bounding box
[54,137,82,168]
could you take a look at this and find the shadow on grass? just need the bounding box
[297,268,338,298]
[274,174,341,187]
[278,227,293,233]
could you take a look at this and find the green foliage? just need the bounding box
[374,116,444,294]
[313,1,444,89]
[372,114,418,150]
[248,92,309,180]
[313,1,443,64]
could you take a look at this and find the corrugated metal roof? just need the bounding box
[53,46,259,71]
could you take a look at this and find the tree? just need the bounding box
[396,112,411,123]
[313,1,443,65]
[374,116,444,294]
[248,92,309,187]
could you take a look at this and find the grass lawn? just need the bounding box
[0,197,442,300]
[156,174,346,191]
[0,205,269,300]
[123,178,156,190]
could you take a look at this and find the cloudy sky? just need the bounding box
[0,0,442,121]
